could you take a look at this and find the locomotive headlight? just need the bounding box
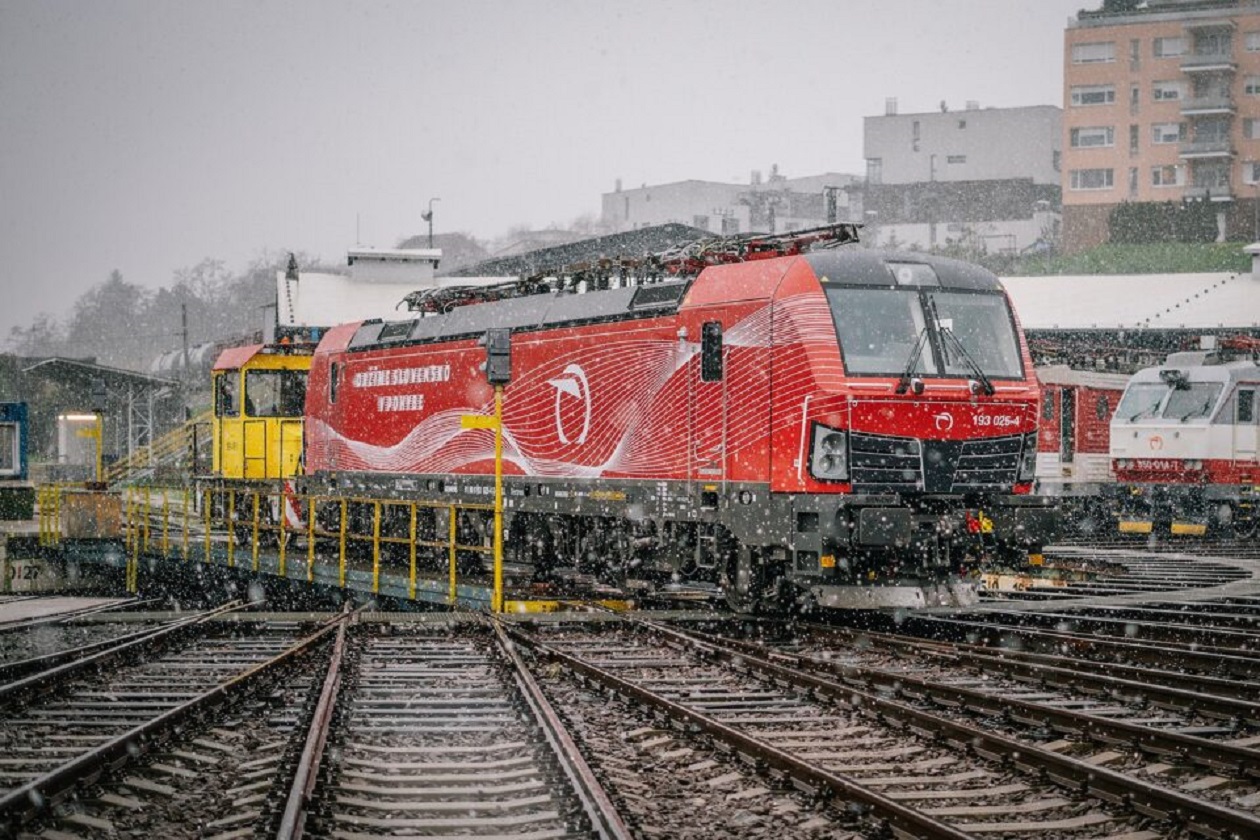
[811,426,849,481]
[1017,431,1038,482]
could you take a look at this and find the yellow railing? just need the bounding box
[122,484,495,605]
[105,410,212,486]
[37,484,63,547]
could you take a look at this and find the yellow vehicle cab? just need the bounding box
[211,342,313,480]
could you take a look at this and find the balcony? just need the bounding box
[1181,51,1235,73]
[1184,185,1234,202]
[1179,139,1234,159]
[1181,95,1235,115]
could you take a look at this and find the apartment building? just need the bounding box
[1063,0,1260,251]
[862,101,1062,254]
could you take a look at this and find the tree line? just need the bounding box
[5,255,328,373]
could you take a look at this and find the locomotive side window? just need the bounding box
[1042,391,1056,420]
[1239,389,1256,424]
[1096,395,1110,420]
[245,370,308,418]
[216,371,240,418]
[701,321,723,382]
[329,362,340,404]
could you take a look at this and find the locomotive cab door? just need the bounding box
[1059,387,1076,467]
[243,420,269,479]
[688,317,727,495]
[1235,388,1257,462]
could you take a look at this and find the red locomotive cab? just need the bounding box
[680,249,1055,608]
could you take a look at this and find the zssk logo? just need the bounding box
[547,363,592,445]
[933,411,954,432]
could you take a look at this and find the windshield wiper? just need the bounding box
[939,328,995,396]
[895,327,930,394]
[1127,400,1162,421]
[1177,400,1211,422]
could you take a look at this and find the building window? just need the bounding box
[946,155,966,164]
[1247,31,1260,52]
[1243,161,1260,184]
[1193,118,1229,145]
[1246,119,1260,141]
[957,119,966,129]
[1070,126,1115,148]
[1129,166,1139,197]
[1152,80,1185,101]
[1130,124,1139,154]
[1130,38,1140,69]
[866,157,882,185]
[1072,41,1115,63]
[1152,164,1185,187]
[1152,122,1185,144]
[1071,84,1116,106]
[1070,168,1114,190]
[1193,31,1231,56]
[1153,36,1186,57]
[1246,76,1260,96]
[1192,162,1230,190]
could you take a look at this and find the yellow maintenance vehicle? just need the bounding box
[211,342,313,480]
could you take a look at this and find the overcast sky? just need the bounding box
[0,0,1087,343]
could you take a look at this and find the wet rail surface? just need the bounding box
[0,605,344,830]
[0,538,1257,838]
[704,621,1260,818]
[285,622,628,839]
[508,617,1260,839]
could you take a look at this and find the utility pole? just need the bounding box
[180,303,190,382]
[423,197,441,248]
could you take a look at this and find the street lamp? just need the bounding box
[422,197,441,248]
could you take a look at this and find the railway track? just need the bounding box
[278,619,629,839]
[0,603,345,830]
[700,621,1260,816]
[507,616,1260,839]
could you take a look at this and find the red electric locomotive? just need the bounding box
[303,229,1054,610]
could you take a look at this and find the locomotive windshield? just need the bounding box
[1116,380,1223,422]
[828,287,1023,379]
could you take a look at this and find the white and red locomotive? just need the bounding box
[301,229,1054,610]
[1108,339,1259,537]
